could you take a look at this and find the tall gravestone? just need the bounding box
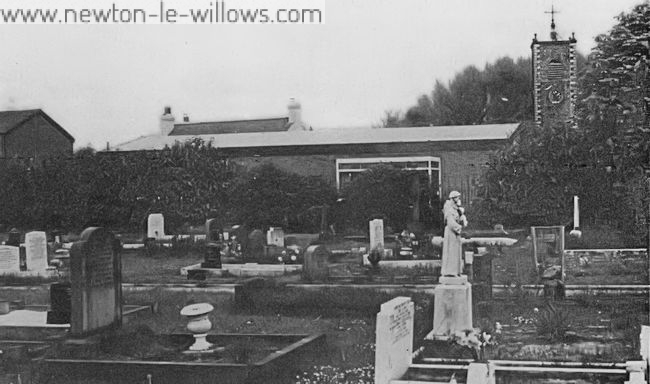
[25,231,48,272]
[203,218,222,269]
[205,218,222,242]
[147,213,165,239]
[374,297,414,384]
[369,219,384,253]
[70,227,122,336]
[247,229,266,261]
[0,246,20,274]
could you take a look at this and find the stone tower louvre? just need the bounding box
[531,20,577,128]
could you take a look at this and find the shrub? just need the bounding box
[535,302,570,341]
[340,165,423,231]
[227,163,337,232]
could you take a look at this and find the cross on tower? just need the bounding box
[545,5,559,40]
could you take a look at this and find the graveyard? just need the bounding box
[1,1,650,383]
[0,216,647,383]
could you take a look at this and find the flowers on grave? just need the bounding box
[448,328,497,361]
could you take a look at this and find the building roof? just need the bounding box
[111,123,520,152]
[0,109,75,142]
[169,117,290,135]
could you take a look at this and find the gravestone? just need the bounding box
[202,218,222,268]
[247,229,266,261]
[25,231,48,272]
[302,245,330,282]
[6,229,20,247]
[205,218,222,242]
[70,227,122,336]
[369,219,384,253]
[267,227,285,247]
[0,246,20,273]
[374,297,414,384]
[147,213,165,239]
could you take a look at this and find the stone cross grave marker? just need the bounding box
[302,245,330,282]
[369,219,384,253]
[70,227,122,336]
[267,227,285,247]
[25,231,48,272]
[147,213,165,239]
[0,246,20,274]
[374,296,414,384]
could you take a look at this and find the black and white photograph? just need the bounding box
[0,0,649,383]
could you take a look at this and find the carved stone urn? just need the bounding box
[180,303,214,352]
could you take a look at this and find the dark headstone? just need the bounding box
[70,227,122,336]
[205,218,222,242]
[47,282,71,324]
[6,229,20,247]
[472,254,494,301]
[201,242,222,269]
[247,230,266,261]
[302,245,330,282]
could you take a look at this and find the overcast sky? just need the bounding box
[0,0,643,149]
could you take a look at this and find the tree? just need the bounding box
[474,2,650,245]
[388,57,534,127]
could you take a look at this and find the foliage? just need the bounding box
[383,56,536,127]
[535,302,570,341]
[339,165,420,231]
[367,249,382,267]
[448,328,497,360]
[0,139,339,234]
[227,163,337,231]
[472,4,649,245]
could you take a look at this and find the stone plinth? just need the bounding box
[431,281,472,337]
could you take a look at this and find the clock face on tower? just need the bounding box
[547,85,564,105]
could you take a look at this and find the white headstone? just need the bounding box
[267,227,285,247]
[640,325,650,363]
[0,246,20,273]
[374,296,414,384]
[369,219,384,252]
[25,231,48,271]
[147,213,165,239]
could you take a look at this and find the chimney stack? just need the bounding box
[183,114,189,123]
[160,106,175,136]
[287,98,305,131]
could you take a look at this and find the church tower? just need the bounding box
[531,7,577,128]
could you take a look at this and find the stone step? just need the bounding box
[400,364,468,384]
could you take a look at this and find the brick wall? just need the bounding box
[230,140,501,205]
[4,115,73,162]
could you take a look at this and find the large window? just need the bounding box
[336,156,441,192]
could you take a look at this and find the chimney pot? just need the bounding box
[164,106,172,115]
[183,114,189,122]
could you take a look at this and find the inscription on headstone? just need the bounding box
[369,219,384,253]
[70,227,122,336]
[375,297,414,384]
[25,231,48,271]
[0,246,20,273]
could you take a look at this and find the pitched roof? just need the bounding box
[0,109,75,142]
[169,117,290,135]
[111,123,520,152]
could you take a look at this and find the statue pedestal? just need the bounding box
[430,276,472,338]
